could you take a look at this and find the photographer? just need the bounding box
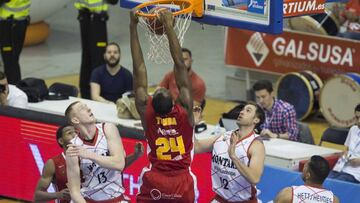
[0,71,27,108]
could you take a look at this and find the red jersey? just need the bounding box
[145,97,194,171]
[52,152,69,203]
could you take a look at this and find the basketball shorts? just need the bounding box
[136,168,198,203]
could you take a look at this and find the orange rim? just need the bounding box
[134,0,193,18]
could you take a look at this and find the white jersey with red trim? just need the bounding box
[292,185,334,203]
[71,123,125,201]
[211,130,258,202]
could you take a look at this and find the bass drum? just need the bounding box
[276,71,323,121]
[320,73,360,128]
[289,11,340,36]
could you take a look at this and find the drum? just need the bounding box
[276,71,323,121]
[320,73,360,128]
[289,12,340,36]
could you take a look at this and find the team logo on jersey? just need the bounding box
[212,154,236,169]
[150,189,161,200]
[157,128,178,136]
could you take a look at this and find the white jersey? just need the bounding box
[292,185,334,203]
[72,123,125,201]
[211,130,258,202]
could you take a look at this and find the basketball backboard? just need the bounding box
[121,0,283,34]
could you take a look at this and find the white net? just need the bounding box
[138,3,192,64]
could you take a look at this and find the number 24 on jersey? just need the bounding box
[155,136,185,160]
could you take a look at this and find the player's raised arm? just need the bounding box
[159,10,193,123]
[130,10,149,128]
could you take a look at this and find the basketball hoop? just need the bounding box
[134,0,203,64]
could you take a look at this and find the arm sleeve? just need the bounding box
[90,67,101,84]
[126,70,134,92]
[344,126,354,148]
[284,107,299,141]
[12,95,28,109]
[192,76,206,103]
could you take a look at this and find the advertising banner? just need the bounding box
[283,0,325,17]
[225,28,360,79]
[0,116,214,202]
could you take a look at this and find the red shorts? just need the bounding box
[136,168,198,203]
[212,194,258,203]
[85,194,130,203]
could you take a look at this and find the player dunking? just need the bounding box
[195,102,265,203]
[130,9,198,202]
[65,101,130,203]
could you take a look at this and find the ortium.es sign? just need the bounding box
[283,0,325,17]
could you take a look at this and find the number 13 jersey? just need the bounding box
[71,123,125,201]
[212,130,258,202]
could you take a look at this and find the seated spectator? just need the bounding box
[158,48,206,107]
[333,0,360,40]
[0,71,28,108]
[275,155,340,203]
[90,42,133,104]
[253,80,299,141]
[327,103,360,184]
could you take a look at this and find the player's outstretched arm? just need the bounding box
[34,160,71,202]
[130,10,148,127]
[66,154,85,203]
[194,135,220,154]
[159,9,193,122]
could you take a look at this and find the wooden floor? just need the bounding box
[0,74,344,203]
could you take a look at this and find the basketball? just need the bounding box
[146,8,175,35]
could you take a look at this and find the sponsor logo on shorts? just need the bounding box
[150,189,161,200]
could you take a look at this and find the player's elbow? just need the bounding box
[250,176,261,185]
[115,162,125,171]
[248,173,262,185]
[114,157,125,171]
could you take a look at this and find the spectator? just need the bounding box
[328,103,360,184]
[90,42,133,103]
[0,0,30,84]
[253,80,299,141]
[333,0,360,40]
[0,71,27,108]
[275,155,340,203]
[158,47,206,107]
[75,0,119,99]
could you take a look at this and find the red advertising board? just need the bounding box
[0,116,214,202]
[225,28,360,79]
